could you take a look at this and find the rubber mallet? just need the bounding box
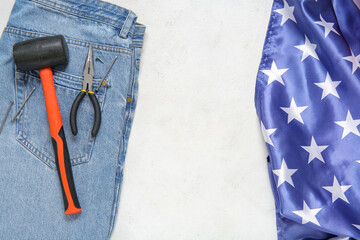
[13,35,81,215]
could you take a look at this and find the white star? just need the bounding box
[314,73,341,100]
[261,121,277,146]
[274,0,296,26]
[353,224,360,230]
[323,176,351,203]
[295,35,319,62]
[335,110,360,139]
[261,61,288,85]
[272,159,298,187]
[328,238,350,240]
[292,201,322,226]
[281,98,308,124]
[343,50,360,74]
[354,0,360,11]
[301,136,328,164]
[314,14,339,38]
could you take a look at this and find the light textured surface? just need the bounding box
[0,0,276,239]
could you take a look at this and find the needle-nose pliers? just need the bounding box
[70,45,101,137]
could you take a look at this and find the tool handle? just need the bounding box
[70,91,101,137]
[69,91,86,136]
[88,92,101,137]
[39,68,81,215]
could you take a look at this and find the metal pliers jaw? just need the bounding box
[70,45,101,137]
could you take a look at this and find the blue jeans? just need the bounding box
[0,0,145,239]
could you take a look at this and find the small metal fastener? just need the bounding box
[95,56,118,92]
[12,87,36,121]
[126,97,132,103]
[101,81,108,87]
[95,57,104,64]
[0,101,13,134]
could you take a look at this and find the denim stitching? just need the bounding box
[83,126,96,166]
[119,47,136,138]
[132,40,144,48]
[22,138,53,167]
[19,71,104,93]
[129,49,139,102]
[108,78,126,237]
[107,56,133,239]
[4,27,132,55]
[19,70,105,94]
[52,70,83,81]
[19,135,89,168]
[107,44,139,238]
[107,166,122,239]
[59,0,126,17]
[122,48,138,138]
[29,0,133,35]
[119,11,131,38]
[16,137,54,169]
[14,70,19,134]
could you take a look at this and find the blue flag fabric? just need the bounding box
[255,0,360,239]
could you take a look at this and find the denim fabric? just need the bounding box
[0,0,145,239]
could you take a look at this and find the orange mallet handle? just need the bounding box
[40,68,81,215]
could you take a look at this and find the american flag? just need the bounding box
[255,0,360,239]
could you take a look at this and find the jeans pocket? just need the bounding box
[15,70,106,169]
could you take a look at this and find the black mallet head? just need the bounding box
[13,35,69,71]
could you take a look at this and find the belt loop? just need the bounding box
[119,11,137,39]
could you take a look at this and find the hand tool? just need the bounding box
[12,87,36,121]
[13,35,81,215]
[0,101,13,134]
[70,45,101,137]
[95,56,118,92]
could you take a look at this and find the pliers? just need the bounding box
[70,45,101,137]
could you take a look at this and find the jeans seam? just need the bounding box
[14,70,19,135]
[16,137,55,169]
[132,39,145,48]
[107,45,137,239]
[29,0,127,17]
[19,71,105,94]
[15,74,57,169]
[4,27,132,55]
[29,0,128,32]
[18,135,89,168]
[107,164,122,239]
[123,46,139,135]
[82,88,108,166]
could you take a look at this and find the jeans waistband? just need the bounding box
[26,0,140,38]
[132,23,146,48]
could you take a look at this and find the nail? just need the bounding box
[0,101,13,134]
[95,56,118,92]
[96,57,104,63]
[12,87,36,121]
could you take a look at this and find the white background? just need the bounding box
[0,0,276,239]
